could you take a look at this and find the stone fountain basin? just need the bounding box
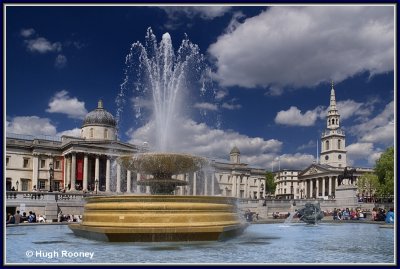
[69,195,246,242]
[117,153,209,176]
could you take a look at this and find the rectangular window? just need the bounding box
[40,159,46,168]
[54,181,60,191]
[21,179,29,191]
[38,180,46,190]
[23,158,29,168]
[240,190,244,198]
[6,157,10,166]
[284,189,287,194]
[55,160,61,170]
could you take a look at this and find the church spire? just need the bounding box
[329,81,337,112]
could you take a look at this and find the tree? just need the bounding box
[264,171,277,196]
[374,146,394,195]
[357,173,379,198]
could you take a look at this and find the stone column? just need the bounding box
[211,173,215,196]
[193,172,197,196]
[95,155,100,185]
[70,153,76,191]
[126,170,132,193]
[63,156,67,190]
[116,162,121,193]
[231,175,236,197]
[257,178,261,199]
[105,157,111,192]
[309,179,313,198]
[136,173,141,193]
[336,176,339,187]
[32,155,39,189]
[316,178,320,198]
[204,173,208,196]
[238,176,241,198]
[83,154,88,191]
[322,177,326,197]
[328,176,332,196]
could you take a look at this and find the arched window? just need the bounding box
[325,140,329,150]
[90,128,94,138]
[336,119,339,125]
[338,139,341,149]
[104,129,108,139]
[332,119,335,125]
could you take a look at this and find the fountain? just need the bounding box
[297,202,324,224]
[69,29,246,242]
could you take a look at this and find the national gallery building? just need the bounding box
[5,100,266,199]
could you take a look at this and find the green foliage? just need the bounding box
[264,171,277,195]
[374,146,394,195]
[357,173,379,195]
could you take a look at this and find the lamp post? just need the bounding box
[49,163,54,192]
[290,184,294,200]
[95,179,99,194]
[16,180,19,191]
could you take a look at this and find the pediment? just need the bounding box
[299,164,331,176]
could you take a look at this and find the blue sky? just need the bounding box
[5,5,395,170]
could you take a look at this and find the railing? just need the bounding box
[6,133,62,142]
[5,191,90,203]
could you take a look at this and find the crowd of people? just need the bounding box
[332,207,394,223]
[6,210,46,224]
[6,209,82,225]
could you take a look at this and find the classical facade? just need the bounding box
[5,101,266,198]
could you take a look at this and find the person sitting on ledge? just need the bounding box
[385,208,394,224]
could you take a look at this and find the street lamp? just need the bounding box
[16,180,19,191]
[49,163,54,192]
[95,179,99,194]
[290,185,294,199]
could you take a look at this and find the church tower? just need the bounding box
[320,82,347,167]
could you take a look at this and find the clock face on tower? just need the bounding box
[325,155,329,160]
[338,154,342,159]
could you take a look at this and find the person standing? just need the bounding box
[14,210,21,224]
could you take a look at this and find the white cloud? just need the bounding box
[6,116,57,136]
[194,102,218,111]
[221,102,241,110]
[25,37,62,54]
[297,140,316,151]
[346,142,382,166]
[275,106,324,126]
[221,98,242,110]
[350,100,394,146]
[54,54,67,69]
[320,99,375,121]
[160,6,231,20]
[46,90,87,119]
[57,128,81,137]
[215,90,228,100]
[128,118,284,168]
[20,28,35,38]
[208,6,394,91]
[160,6,232,29]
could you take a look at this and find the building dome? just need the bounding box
[230,146,240,155]
[82,100,116,128]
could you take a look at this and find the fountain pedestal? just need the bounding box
[69,195,245,242]
[335,185,358,208]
